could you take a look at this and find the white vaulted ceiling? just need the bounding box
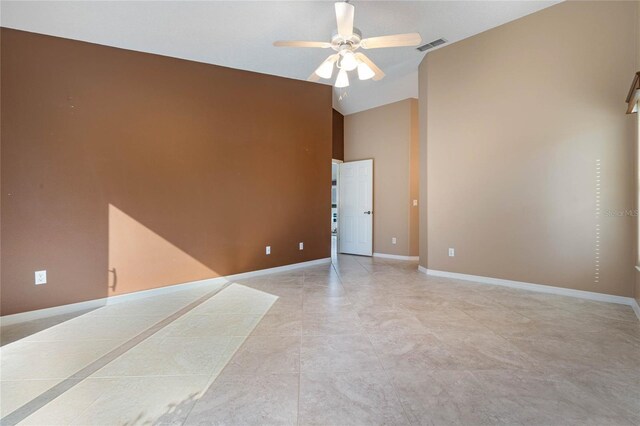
[1,1,558,114]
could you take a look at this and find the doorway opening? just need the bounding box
[332,159,374,258]
[331,160,341,258]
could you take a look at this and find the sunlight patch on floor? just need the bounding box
[0,283,278,425]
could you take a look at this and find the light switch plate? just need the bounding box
[35,270,47,285]
[392,237,397,245]
[448,248,455,257]
[299,242,304,250]
[266,246,271,255]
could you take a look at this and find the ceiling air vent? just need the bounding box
[417,38,447,52]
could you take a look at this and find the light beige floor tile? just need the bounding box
[70,375,210,425]
[19,378,116,425]
[264,297,304,316]
[563,368,640,423]
[84,288,214,318]
[299,370,409,425]
[408,305,473,323]
[191,283,278,315]
[348,295,402,314]
[431,329,540,370]
[369,333,450,371]
[303,275,343,287]
[301,334,382,373]
[1,308,98,346]
[21,314,162,342]
[388,369,488,425]
[358,311,429,335]
[1,339,125,380]
[250,312,302,336]
[93,336,234,377]
[460,306,533,328]
[221,335,300,375]
[507,331,640,370]
[157,313,263,337]
[302,295,353,313]
[302,311,365,336]
[0,380,60,417]
[302,284,346,298]
[185,373,299,425]
[467,369,633,426]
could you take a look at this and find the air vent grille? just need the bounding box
[417,38,447,52]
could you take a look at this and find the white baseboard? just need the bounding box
[225,257,331,280]
[0,257,331,327]
[418,266,640,320]
[373,252,419,261]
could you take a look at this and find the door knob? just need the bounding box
[364,211,372,215]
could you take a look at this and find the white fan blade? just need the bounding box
[360,33,422,49]
[335,2,354,38]
[273,41,332,48]
[354,53,385,81]
[308,72,321,82]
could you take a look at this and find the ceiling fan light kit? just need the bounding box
[357,61,375,81]
[335,69,350,88]
[315,56,336,79]
[273,1,422,88]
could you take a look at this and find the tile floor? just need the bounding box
[1,254,639,425]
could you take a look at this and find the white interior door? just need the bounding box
[339,159,373,256]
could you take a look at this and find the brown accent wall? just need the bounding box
[332,109,344,161]
[0,28,332,316]
[419,1,637,297]
[344,99,419,257]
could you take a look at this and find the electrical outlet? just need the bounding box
[448,248,455,257]
[299,242,304,250]
[392,237,397,245]
[413,199,418,206]
[266,246,271,255]
[35,270,47,285]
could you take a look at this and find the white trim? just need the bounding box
[373,252,419,261]
[0,257,331,327]
[631,299,640,321]
[225,257,331,280]
[418,267,639,315]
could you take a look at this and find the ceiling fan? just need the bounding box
[273,1,421,88]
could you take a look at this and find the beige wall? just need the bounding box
[409,101,420,257]
[419,1,637,297]
[344,99,419,257]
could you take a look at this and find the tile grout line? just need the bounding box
[0,282,232,426]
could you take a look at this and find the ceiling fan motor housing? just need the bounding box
[331,28,362,51]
